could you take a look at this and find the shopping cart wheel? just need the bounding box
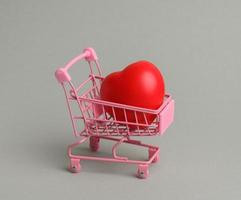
[68,159,81,173]
[89,136,100,152]
[148,148,160,163]
[137,164,149,179]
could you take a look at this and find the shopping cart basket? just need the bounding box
[55,48,175,178]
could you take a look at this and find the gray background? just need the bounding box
[0,0,240,199]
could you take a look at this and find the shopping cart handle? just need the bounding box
[65,48,98,70]
[55,47,98,83]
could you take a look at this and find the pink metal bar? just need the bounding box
[62,83,78,137]
[64,51,89,71]
[79,94,172,114]
[112,137,128,160]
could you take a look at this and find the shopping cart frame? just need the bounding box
[55,48,175,178]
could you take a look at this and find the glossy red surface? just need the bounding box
[100,61,165,127]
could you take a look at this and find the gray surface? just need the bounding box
[0,0,240,199]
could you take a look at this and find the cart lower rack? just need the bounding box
[55,48,175,178]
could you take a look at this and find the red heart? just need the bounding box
[100,61,165,129]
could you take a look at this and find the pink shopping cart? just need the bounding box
[55,48,175,178]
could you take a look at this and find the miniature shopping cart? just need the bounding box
[55,48,175,178]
